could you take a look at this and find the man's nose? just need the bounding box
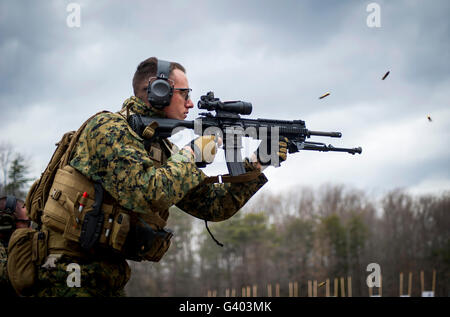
[186,99,194,108]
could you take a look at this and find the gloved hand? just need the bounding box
[253,136,289,168]
[183,135,218,166]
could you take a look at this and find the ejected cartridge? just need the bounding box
[319,92,330,99]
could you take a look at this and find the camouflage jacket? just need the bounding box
[69,96,268,222]
[0,242,16,296]
[33,96,267,297]
[0,243,8,286]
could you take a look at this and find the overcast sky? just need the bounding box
[0,0,449,201]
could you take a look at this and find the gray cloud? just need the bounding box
[0,0,449,197]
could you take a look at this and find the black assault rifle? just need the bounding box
[128,91,362,176]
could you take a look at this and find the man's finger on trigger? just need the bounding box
[278,152,287,161]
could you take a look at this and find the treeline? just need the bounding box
[0,142,32,198]
[0,142,448,296]
[125,185,450,297]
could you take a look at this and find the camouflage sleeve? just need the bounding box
[0,244,9,286]
[175,159,268,222]
[70,113,207,214]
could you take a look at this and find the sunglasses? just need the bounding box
[173,88,192,101]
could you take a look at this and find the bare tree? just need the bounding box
[0,141,14,193]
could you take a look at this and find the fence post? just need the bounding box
[326,278,330,297]
[313,280,318,297]
[334,278,338,297]
[340,277,346,297]
[308,280,312,297]
[432,269,436,294]
[399,272,403,296]
[347,276,352,297]
[408,272,412,296]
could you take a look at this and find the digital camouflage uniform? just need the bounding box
[34,96,267,297]
[0,241,17,296]
[0,243,8,287]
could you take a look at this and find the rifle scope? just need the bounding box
[198,92,252,115]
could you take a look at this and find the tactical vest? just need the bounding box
[40,110,174,262]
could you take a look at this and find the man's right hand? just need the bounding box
[253,136,289,168]
[183,135,218,166]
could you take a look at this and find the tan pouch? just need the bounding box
[110,213,130,252]
[7,228,48,296]
[143,237,171,262]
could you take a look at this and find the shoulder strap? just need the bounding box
[61,111,110,167]
[202,170,261,184]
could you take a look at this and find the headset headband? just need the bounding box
[156,59,171,80]
[1,195,17,214]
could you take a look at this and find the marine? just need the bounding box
[0,195,31,296]
[19,57,288,297]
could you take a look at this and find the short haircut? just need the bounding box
[132,57,186,97]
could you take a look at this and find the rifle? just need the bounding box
[128,91,362,176]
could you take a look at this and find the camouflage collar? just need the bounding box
[121,96,166,118]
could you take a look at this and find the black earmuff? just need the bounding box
[0,195,17,234]
[147,59,173,109]
[4,195,17,213]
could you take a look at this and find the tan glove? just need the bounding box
[253,136,289,168]
[184,135,218,166]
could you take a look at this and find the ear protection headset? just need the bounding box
[0,195,17,233]
[147,59,173,109]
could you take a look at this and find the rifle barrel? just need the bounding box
[308,130,342,138]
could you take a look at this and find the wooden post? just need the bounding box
[326,278,330,297]
[253,285,257,297]
[313,280,318,297]
[294,282,298,297]
[308,280,312,297]
[420,270,425,294]
[340,277,346,297]
[225,289,230,297]
[334,278,338,297]
[347,276,352,297]
[275,283,280,297]
[399,272,404,296]
[432,269,436,294]
[267,284,272,297]
[408,272,412,296]
[368,286,373,297]
[247,286,251,297]
[242,287,246,297]
[207,290,211,297]
[231,289,236,297]
[289,282,293,297]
